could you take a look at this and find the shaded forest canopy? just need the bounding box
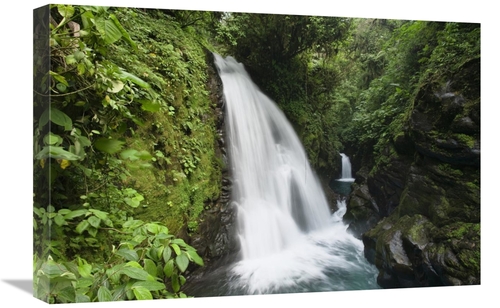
[33,4,480,303]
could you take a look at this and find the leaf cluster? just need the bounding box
[33,220,204,303]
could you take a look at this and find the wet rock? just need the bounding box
[366,149,412,217]
[188,50,239,264]
[451,116,479,134]
[344,183,380,239]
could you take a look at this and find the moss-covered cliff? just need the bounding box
[344,23,480,287]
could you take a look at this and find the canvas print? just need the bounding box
[33,3,480,304]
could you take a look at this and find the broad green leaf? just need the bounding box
[76,277,93,289]
[54,214,66,226]
[157,245,164,260]
[171,238,187,247]
[48,271,77,283]
[64,209,88,220]
[141,101,161,112]
[136,151,153,161]
[87,226,98,237]
[80,10,95,29]
[132,286,152,300]
[97,286,113,302]
[186,250,204,266]
[109,14,137,50]
[35,146,81,161]
[78,135,92,147]
[40,259,66,277]
[124,197,140,208]
[74,51,85,61]
[65,54,77,65]
[78,263,92,278]
[55,284,76,302]
[170,243,181,256]
[76,220,90,234]
[76,294,91,303]
[89,209,108,220]
[132,234,147,245]
[120,149,139,161]
[179,275,186,286]
[104,218,114,227]
[57,4,75,19]
[156,233,173,240]
[94,138,125,154]
[87,216,101,228]
[126,261,142,268]
[50,107,72,131]
[171,273,180,293]
[43,132,62,145]
[163,246,172,263]
[106,263,126,285]
[77,62,86,75]
[116,248,139,262]
[120,70,150,88]
[146,246,159,262]
[58,209,71,215]
[132,280,165,292]
[146,223,160,235]
[107,80,124,93]
[95,18,122,45]
[163,259,174,278]
[175,253,189,273]
[143,259,157,277]
[49,71,68,86]
[121,267,150,281]
[123,219,144,229]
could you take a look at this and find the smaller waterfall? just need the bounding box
[329,153,355,195]
[339,153,355,182]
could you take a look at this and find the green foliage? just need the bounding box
[33,220,203,303]
[339,20,479,171]
[33,5,218,303]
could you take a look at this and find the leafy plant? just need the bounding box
[33,220,204,303]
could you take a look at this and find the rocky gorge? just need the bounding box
[343,57,480,287]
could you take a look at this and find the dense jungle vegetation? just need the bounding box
[33,4,480,303]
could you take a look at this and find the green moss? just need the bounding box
[454,133,475,148]
[105,9,222,236]
[437,163,463,177]
[465,181,478,190]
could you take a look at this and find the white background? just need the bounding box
[0,0,496,307]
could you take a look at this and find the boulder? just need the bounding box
[363,214,479,288]
[344,182,380,239]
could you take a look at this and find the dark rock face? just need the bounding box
[367,150,413,217]
[188,51,239,264]
[344,181,380,239]
[362,215,480,288]
[348,58,480,287]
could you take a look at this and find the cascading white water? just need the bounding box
[339,153,355,182]
[213,54,378,295]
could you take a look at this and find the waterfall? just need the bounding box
[212,54,378,295]
[339,153,355,182]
